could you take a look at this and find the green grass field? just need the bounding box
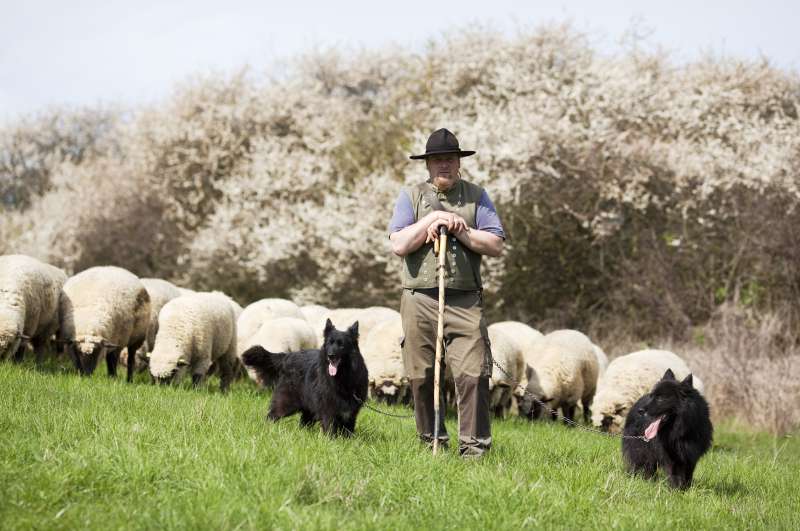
[1,363,798,530]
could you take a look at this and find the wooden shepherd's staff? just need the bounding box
[432,225,447,455]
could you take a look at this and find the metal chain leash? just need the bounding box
[352,360,649,441]
[353,394,417,419]
[490,357,649,442]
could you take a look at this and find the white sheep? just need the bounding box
[229,298,244,320]
[237,298,305,348]
[0,254,67,363]
[490,321,543,354]
[361,316,410,404]
[488,320,543,399]
[486,323,526,418]
[592,344,609,375]
[310,306,400,346]
[205,290,245,321]
[140,278,182,351]
[237,316,316,386]
[148,292,237,391]
[59,266,150,382]
[299,304,329,325]
[519,329,599,424]
[119,277,183,371]
[591,349,705,434]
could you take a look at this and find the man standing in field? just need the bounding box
[388,128,505,458]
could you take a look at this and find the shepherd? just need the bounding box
[388,128,505,458]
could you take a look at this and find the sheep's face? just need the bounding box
[0,311,20,356]
[0,334,19,359]
[519,366,548,420]
[519,391,553,420]
[149,351,189,384]
[374,380,401,404]
[592,406,626,433]
[71,339,105,375]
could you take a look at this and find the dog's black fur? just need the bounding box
[622,369,713,489]
[241,319,368,436]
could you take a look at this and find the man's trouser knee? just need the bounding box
[401,288,492,455]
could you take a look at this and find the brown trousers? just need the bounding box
[400,288,492,456]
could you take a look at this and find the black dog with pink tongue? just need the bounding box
[241,318,368,436]
[622,369,713,489]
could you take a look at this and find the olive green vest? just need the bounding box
[402,179,484,291]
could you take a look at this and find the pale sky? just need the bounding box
[1,0,798,124]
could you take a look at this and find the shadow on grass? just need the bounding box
[704,477,749,496]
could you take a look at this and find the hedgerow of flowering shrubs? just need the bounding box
[1,25,799,338]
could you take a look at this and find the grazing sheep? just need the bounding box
[0,254,67,363]
[519,329,599,424]
[490,321,543,355]
[361,316,410,405]
[310,306,400,346]
[299,304,329,325]
[347,307,400,336]
[237,316,316,386]
[140,278,182,350]
[149,292,237,392]
[591,349,705,434]
[489,320,543,400]
[592,344,609,375]
[205,291,245,322]
[59,266,150,382]
[486,324,526,418]
[237,298,305,347]
[229,298,244,320]
[119,278,183,372]
[572,343,610,420]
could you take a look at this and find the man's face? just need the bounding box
[426,154,460,191]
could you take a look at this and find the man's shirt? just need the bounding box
[387,187,505,239]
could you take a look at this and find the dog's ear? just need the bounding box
[324,318,334,337]
[662,368,676,381]
[348,321,359,339]
[682,373,693,387]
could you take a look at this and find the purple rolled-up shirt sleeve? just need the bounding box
[476,190,506,240]
[388,190,415,235]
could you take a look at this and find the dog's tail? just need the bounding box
[241,345,286,387]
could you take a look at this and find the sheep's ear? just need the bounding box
[662,368,676,381]
[177,357,189,367]
[682,373,693,387]
[324,318,334,337]
[348,321,359,339]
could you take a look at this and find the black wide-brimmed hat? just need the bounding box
[409,128,476,160]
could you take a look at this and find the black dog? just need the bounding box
[622,369,713,489]
[241,319,368,436]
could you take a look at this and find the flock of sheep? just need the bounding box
[0,254,705,432]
